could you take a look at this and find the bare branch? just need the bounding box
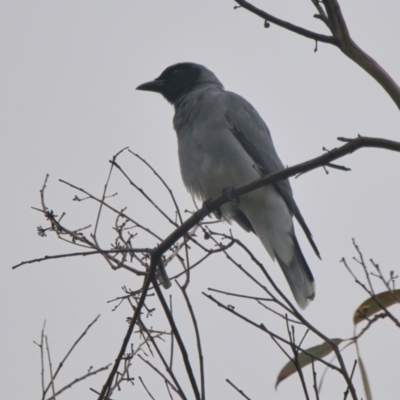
[235,0,400,108]
[111,159,179,228]
[59,179,163,241]
[137,315,187,398]
[31,135,400,399]
[94,148,129,237]
[44,336,56,399]
[152,136,400,272]
[311,0,329,28]
[43,315,101,398]
[226,379,252,400]
[311,359,320,400]
[138,355,182,398]
[129,150,184,225]
[45,364,111,400]
[12,248,150,270]
[98,267,156,399]
[234,0,337,44]
[343,360,358,400]
[204,293,340,372]
[153,279,201,400]
[138,376,156,400]
[286,320,310,400]
[179,284,205,400]
[34,321,46,399]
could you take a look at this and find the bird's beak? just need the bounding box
[136,79,165,93]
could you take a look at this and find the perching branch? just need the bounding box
[153,136,400,265]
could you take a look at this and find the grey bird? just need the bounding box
[137,62,320,309]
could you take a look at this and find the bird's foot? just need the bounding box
[201,199,222,219]
[222,186,240,207]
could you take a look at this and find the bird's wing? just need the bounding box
[224,91,320,258]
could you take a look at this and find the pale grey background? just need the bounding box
[2,1,400,399]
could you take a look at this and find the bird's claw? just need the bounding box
[202,199,222,219]
[222,186,240,207]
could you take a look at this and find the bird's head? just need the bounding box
[136,62,222,105]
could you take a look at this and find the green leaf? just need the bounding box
[275,338,343,389]
[353,289,400,325]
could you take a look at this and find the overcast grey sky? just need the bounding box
[2,1,400,399]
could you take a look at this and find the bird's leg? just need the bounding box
[201,199,222,219]
[222,186,240,208]
[201,187,240,221]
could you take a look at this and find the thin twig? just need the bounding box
[226,379,252,400]
[343,360,358,400]
[35,320,46,399]
[45,364,111,400]
[235,0,400,108]
[111,159,178,227]
[204,293,340,371]
[59,179,163,241]
[43,315,101,398]
[179,284,205,400]
[13,248,149,270]
[165,379,175,400]
[311,0,329,27]
[311,359,320,400]
[169,295,175,370]
[342,255,400,329]
[138,376,156,400]
[286,319,310,400]
[137,316,186,398]
[44,336,56,399]
[153,279,200,400]
[98,259,157,399]
[89,388,116,400]
[94,147,128,236]
[234,0,337,44]
[228,238,358,399]
[257,300,301,324]
[129,150,184,225]
[138,355,182,398]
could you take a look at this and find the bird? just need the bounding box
[137,62,320,309]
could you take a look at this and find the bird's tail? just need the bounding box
[275,234,315,309]
[233,189,315,309]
